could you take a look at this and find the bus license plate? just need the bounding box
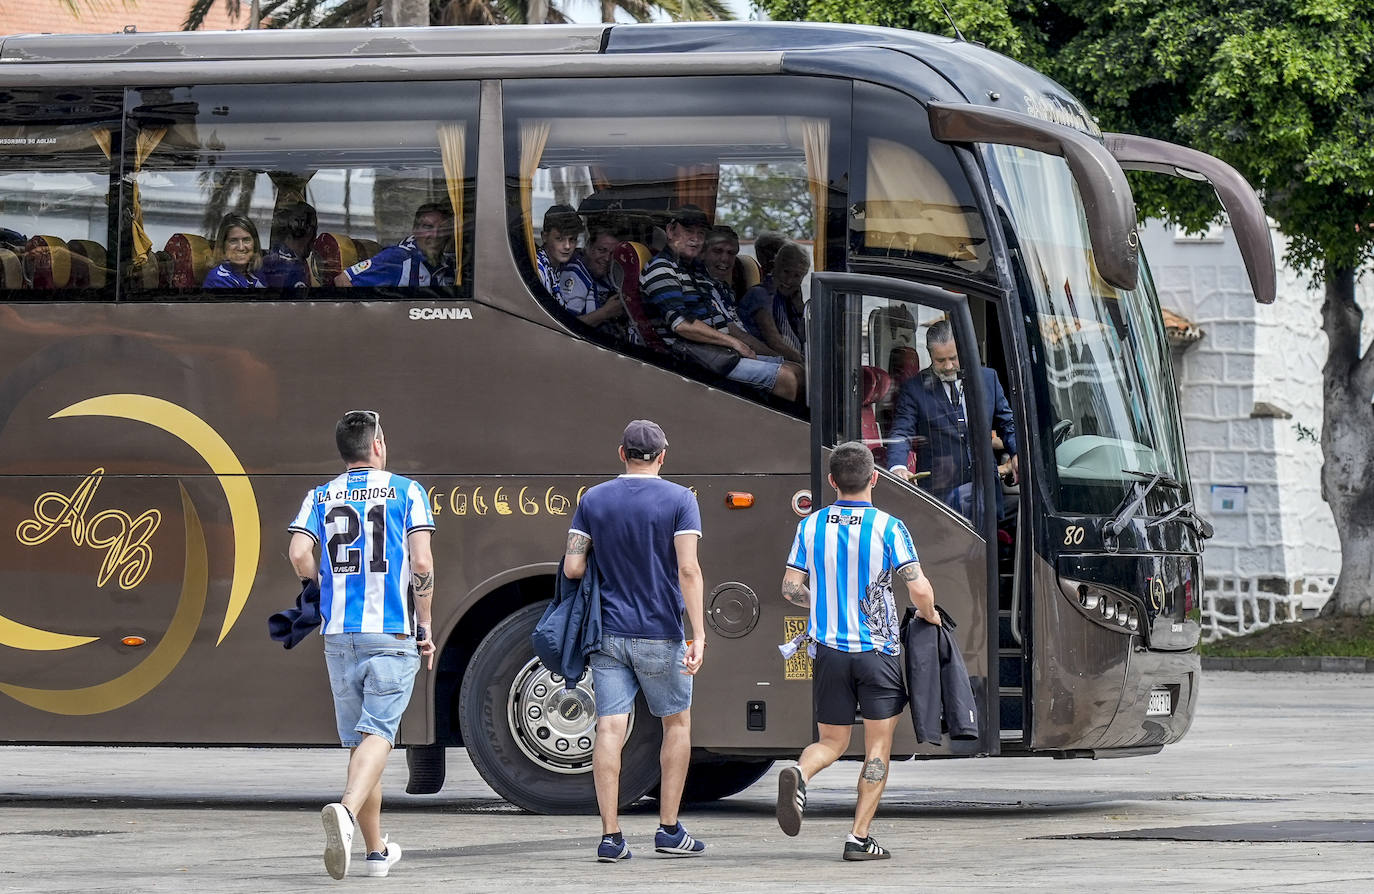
[1146,688,1172,716]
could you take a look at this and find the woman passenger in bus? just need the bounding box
[203,213,265,289]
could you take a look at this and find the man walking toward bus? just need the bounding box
[776,441,938,861]
[563,419,708,862]
[287,410,436,879]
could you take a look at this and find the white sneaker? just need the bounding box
[321,803,354,880]
[361,836,403,878]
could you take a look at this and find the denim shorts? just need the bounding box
[589,635,692,718]
[727,355,784,390]
[323,632,421,747]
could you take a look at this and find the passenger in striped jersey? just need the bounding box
[640,204,802,401]
[775,441,939,862]
[287,410,436,880]
[335,203,455,288]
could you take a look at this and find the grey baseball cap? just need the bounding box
[622,419,668,460]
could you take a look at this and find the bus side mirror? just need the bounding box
[928,101,1139,293]
[1103,132,1276,305]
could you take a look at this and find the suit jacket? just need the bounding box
[531,553,604,688]
[902,606,980,744]
[886,366,1017,501]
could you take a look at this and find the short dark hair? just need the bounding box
[273,201,317,240]
[829,441,875,494]
[413,202,453,228]
[926,319,955,350]
[754,232,785,273]
[705,224,739,248]
[336,410,381,464]
[586,218,622,244]
[543,203,583,237]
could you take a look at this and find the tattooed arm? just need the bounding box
[897,562,940,626]
[408,529,437,669]
[781,567,811,608]
[563,531,591,580]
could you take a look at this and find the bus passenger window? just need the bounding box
[502,75,850,416]
[124,82,477,300]
[0,88,121,300]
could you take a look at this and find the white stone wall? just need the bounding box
[1140,220,1359,633]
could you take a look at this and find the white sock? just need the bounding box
[846,833,865,845]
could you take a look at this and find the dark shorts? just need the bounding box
[813,643,906,725]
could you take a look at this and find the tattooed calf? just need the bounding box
[860,757,888,783]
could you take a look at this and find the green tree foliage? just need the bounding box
[760,0,1374,614]
[717,164,814,239]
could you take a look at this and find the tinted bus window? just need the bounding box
[0,88,121,299]
[503,75,848,407]
[124,82,477,299]
[850,83,992,281]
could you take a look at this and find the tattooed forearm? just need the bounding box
[412,570,434,599]
[897,563,923,582]
[860,757,887,784]
[566,533,591,556]
[782,579,811,607]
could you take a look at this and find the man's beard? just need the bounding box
[935,368,960,383]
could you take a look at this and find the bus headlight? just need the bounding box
[1079,589,1100,611]
[1126,607,1140,632]
[1101,600,1116,620]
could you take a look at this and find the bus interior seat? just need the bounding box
[861,365,891,465]
[0,246,22,288]
[68,239,108,288]
[733,254,761,301]
[610,241,667,351]
[23,236,72,289]
[164,233,214,288]
[311,232,359,284]
[351,238,380,261]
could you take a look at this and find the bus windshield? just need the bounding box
[987,145,1190,516]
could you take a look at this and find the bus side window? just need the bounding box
[122,82,477,300]
[501,74,851,416]
[0,87,121,301]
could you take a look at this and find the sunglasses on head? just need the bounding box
[345,409,382,434]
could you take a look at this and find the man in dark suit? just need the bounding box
[886,320,1018,516]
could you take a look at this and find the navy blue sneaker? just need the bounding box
[654,824,706,856]
[597,835,631,863]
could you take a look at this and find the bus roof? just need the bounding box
[0,22,1096,135]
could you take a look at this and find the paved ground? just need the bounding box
[3,671,1372,892]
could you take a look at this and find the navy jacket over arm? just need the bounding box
[902,606,980,744]
[531,553,604,688]
[267,579,322,649]
[886,366,1016,500]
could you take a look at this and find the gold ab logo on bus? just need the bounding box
[16,468,161,590]
[1,395,259,717]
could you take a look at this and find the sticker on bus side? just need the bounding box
[783,616,812,681]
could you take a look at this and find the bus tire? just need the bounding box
[458,602,662,815]
[405,744,446,794]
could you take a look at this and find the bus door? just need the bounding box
[808,272,1001,757]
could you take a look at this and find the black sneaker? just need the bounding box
[843,835,891,861]
[776,766,806,837]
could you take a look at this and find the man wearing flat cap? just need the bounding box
[563,420,709,862]
[640,204,802,401]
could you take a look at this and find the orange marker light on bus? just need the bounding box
[121,635,147,647]
[724,492,755,509]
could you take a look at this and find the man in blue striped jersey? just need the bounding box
[335,203,455,288]
[775,441,939,861]
[288,410,436,880]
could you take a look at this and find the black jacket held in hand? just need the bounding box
[267,578,322,649]
[902,605,980,744]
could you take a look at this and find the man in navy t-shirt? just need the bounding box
[563,419,708,862]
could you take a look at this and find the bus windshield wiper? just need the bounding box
[1104,470,1182,538]
[1148,499,1215,540]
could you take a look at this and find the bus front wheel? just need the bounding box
[458,602,663,814]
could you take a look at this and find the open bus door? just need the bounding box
[807,272,1003,757]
